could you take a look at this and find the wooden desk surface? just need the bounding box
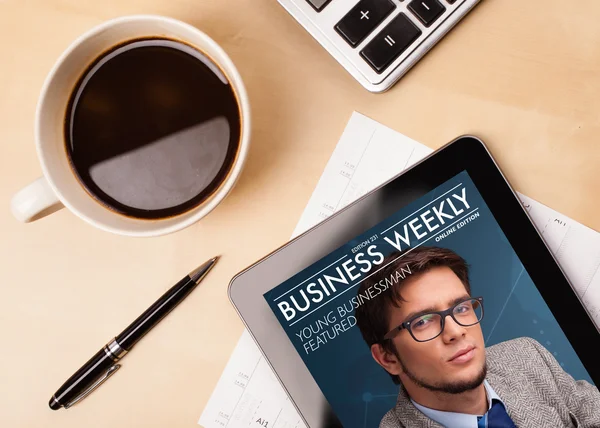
[1,0,599,426]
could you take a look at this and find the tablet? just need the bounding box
[229,136,600,428]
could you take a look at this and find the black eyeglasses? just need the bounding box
[383,296,484,343]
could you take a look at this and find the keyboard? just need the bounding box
[278,0,481,92]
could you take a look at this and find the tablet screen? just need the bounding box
[263,170,599,428]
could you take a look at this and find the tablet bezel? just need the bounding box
[228,135,600,428]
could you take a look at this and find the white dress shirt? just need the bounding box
[411,380,505,428]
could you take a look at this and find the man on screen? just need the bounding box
[355,246,600,428]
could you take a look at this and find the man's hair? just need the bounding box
[354,246,471,384]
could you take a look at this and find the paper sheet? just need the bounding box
[199,112,600,428]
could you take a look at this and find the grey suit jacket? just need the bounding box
[379,337,600,428]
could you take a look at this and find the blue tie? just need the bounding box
[479,399,517,428]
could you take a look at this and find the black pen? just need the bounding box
[48,256,219,410]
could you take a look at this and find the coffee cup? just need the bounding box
[10,15,250,237]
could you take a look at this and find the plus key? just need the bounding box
[335,0,396,48]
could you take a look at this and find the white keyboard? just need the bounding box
[278,0,481,92]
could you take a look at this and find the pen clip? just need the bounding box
[64,364,121,409]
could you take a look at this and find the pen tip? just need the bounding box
[189,256,220,284]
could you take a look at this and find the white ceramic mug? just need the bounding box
[10,15,250,237]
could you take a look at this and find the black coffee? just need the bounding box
[65,38,241,219]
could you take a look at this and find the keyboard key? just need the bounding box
[334,0,396,47]
[408,0,446,27]
[305,0,332,12]
[360,13,421,73]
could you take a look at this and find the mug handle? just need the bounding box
[11,176,63,222]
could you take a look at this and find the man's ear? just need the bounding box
[371,343,403,377]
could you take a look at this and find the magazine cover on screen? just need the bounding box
[264,171,600,428]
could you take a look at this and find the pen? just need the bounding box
[48,256,219,410]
